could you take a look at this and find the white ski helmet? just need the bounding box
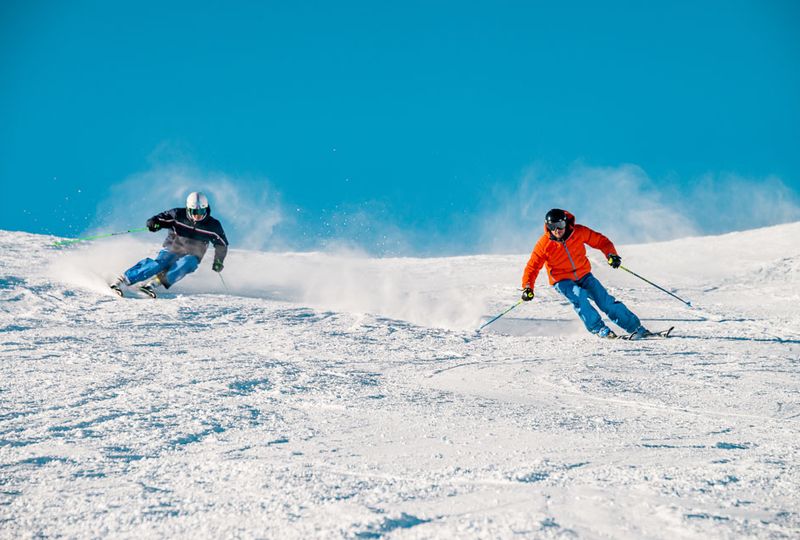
[186,191,209,222]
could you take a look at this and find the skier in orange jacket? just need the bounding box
[521,209,649,339]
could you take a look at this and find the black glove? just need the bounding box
[608,254,622,269]
[521,287,534,301]
[146,218,161,232]
[212,258,224,273]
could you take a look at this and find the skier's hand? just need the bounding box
[212,259,224,273]
[521,287,534,301]
[146,218,161,232]
[607,254,622,269]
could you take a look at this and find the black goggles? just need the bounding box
[546,219,566,231]
[188,207,207,218]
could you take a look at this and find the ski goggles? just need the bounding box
[188,207,208,220]
[546,219,566,231]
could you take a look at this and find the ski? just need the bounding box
[110,283,124,297]
[617,326,674,340]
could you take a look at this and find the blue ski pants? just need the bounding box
[554,273,641,334]
[123,250,199,288]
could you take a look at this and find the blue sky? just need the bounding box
[2,1,799,254]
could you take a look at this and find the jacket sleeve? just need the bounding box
[150,208,179,227]
[521,236,548,290]
[583,225,617,257]
[212,224,229,262]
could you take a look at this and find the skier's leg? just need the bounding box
[160,255,200,288]
[581,273,642,333]
[123,250,178,285]
[553,279,605,334]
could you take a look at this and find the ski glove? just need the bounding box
[146,218,161,232]
[607,254,622,269]
[521,287,534,301]
[212,259,224,273]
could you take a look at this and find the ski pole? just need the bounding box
[218,273,229,291]
[52,227,149,247]
[619,265,692,307]
[477,299,523,332]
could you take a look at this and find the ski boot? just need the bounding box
[110,276,126,297]
[597,326,617,339]
[138,276,162,299]
[628,326,650,340]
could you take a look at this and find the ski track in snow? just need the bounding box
[1,225,799,539]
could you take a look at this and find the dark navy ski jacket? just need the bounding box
[149,207,228,262]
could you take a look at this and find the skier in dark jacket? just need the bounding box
[110,192,228,298]
[521,208,648,339]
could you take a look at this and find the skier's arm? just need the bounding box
[521,237,548,291]
[583,225,617,259]
[211,225,229,263]
[213,243,228,263]
[585,227,622,268]
[147,208,180,229]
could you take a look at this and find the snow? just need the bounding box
[1,224,799,538]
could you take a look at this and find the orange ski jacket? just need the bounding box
[521,211,617,291]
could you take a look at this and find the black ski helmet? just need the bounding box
[545,208,567,231]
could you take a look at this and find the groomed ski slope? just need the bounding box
[1,223,798,539]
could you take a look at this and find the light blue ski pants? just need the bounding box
[123,250,199,289]
[554,273,641,334]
